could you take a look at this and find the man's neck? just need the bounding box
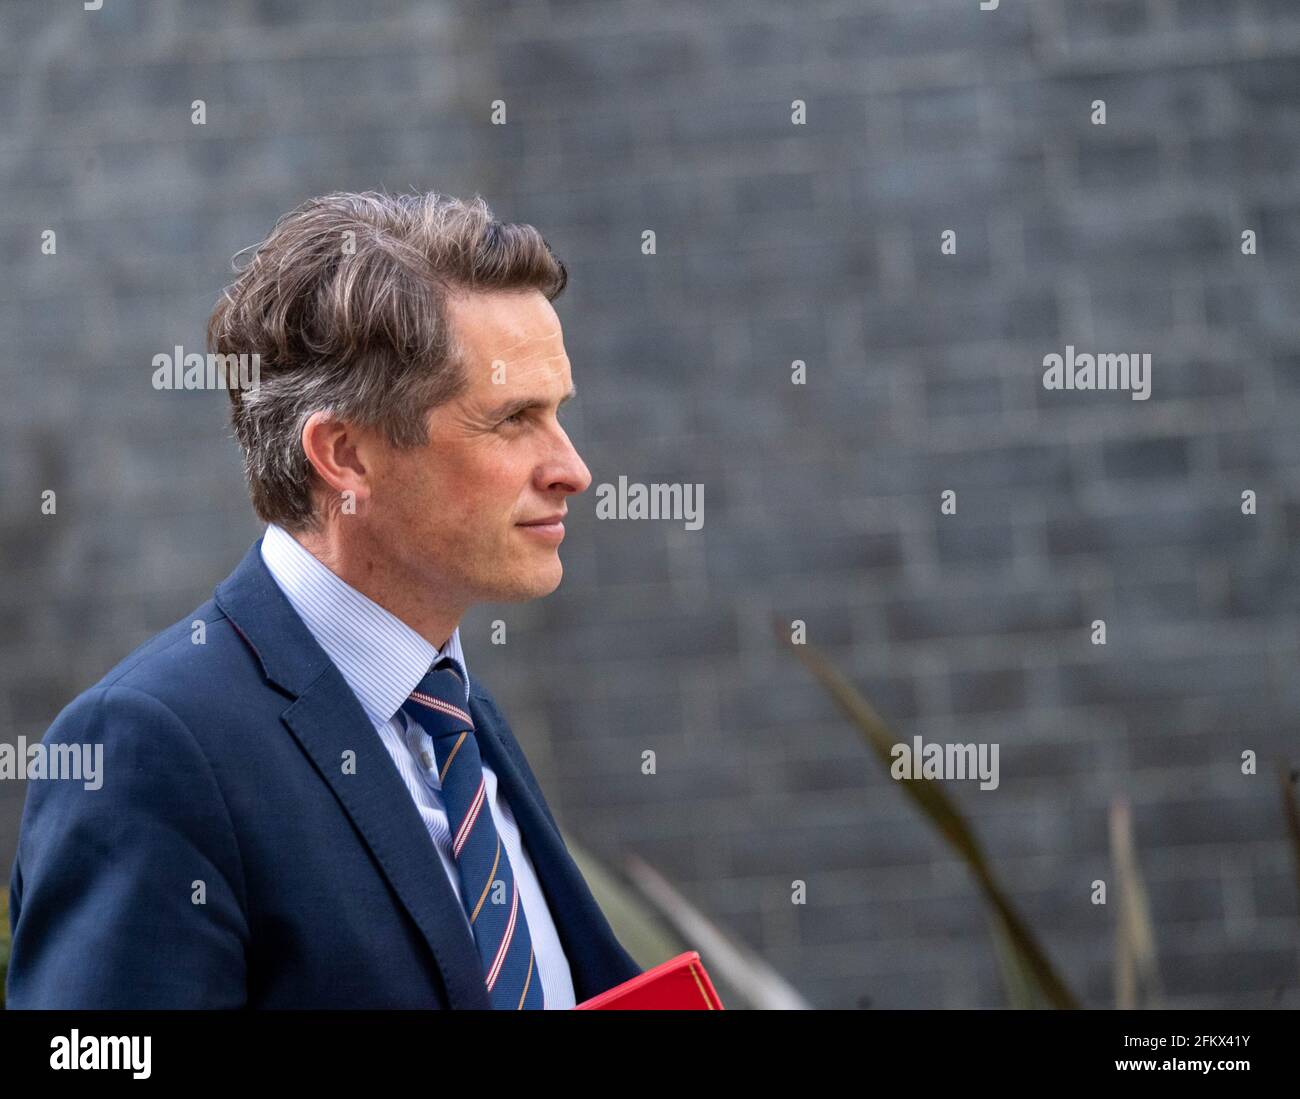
[288,525,463,653]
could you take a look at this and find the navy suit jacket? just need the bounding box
[6,537,641,1008]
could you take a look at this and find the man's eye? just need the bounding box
[500,411,525,426]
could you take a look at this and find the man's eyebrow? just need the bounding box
[485,386,577,420]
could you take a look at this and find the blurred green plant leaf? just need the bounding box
[775,620,1078,1009]
[1110,796,1162,1009]
[563,829,684,970]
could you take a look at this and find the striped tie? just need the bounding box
[400,658,544,1009]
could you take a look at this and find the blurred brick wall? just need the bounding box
[2,0,1298,1007]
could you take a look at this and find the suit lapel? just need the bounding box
[215,538,491,1009]
[281,679,491,1009]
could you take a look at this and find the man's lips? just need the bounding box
[512,517,564,546]
[516,512,566,542]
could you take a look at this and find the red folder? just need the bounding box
[574,951,725,1010]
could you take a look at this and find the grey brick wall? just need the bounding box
[2,0,1298,1008]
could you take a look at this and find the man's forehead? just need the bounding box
[445,291,571,399]
[476,331,565,364]
[462,339,569,383]
[448,291,561,353]
[457,336,572,410]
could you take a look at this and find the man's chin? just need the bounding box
[490,560,564,603]
[527,559,564,598]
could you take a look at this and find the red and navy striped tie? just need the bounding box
[400,659,544,1009]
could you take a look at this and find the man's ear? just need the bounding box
[301,411,372,510]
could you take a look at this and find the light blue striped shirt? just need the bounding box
[259,522,575,1009]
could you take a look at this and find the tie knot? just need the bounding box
[403,660,474,738]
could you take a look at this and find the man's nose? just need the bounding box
[552,429,592,494]
[561,434,595,494]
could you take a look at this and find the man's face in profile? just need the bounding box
[363,287,591,610]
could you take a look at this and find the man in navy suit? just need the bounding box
[6,191,642,1008]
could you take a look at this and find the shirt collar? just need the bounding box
[259,523,470,728]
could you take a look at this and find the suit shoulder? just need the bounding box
[69,599,262,725]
